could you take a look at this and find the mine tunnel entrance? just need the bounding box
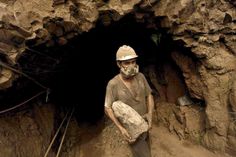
[16,14,191,124]
[49,15,162,123]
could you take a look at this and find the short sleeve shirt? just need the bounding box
[104,72,152,116]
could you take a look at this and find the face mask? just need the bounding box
[120,64,139,79]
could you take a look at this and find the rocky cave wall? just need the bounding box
[0,0,236,153]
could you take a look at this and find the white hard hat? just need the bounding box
[116,45,138,61]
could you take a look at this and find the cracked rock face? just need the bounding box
[0,0,236,153]
[0,0,142,88]
[153,0,236,152]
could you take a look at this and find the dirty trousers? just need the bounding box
[130,132,151,157]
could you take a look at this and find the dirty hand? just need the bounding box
[119,127,134,143]
[143,113,152,129]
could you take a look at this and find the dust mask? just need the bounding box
[120,64,139,79]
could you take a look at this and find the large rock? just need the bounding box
[112,101,148,141]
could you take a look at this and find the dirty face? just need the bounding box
[118,58,139,78]
[120,58,137,67]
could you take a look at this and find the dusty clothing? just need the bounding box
[105,72,152,116]
[105,72,152,157]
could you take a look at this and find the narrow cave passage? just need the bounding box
[16,15,191,124]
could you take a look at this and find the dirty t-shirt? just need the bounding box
[105,72,152,116]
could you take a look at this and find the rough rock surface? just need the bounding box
[0,0,235,153]
[152,0,236,152]
[0,102,56,157]
[155,102,205,143]
[112,100,148,141]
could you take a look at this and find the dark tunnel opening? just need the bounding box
[49,15,161,123]
[4,14,199,123]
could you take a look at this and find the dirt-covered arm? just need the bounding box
[145,94,154,129]
[105,107,132,141]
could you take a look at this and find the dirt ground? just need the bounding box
[61,118,233,157]
[149,124,232,157]
[0,105,233,157]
